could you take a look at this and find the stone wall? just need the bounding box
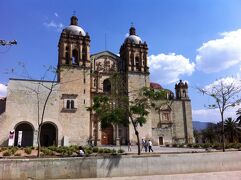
[127,73,151,143]
[0,152,240,179]
[172,100,194,143]
[0,79,61,146]
[58,67,91,145]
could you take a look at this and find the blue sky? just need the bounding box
[1,0,241,123]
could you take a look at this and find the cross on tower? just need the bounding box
[73,10,76,16]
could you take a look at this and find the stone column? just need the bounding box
[33,130,38,147]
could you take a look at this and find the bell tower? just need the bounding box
[57,15,91,145]
[58,15,90,74]
[119,25,151,144]
[120,25,149,73]
[175,80,189,99]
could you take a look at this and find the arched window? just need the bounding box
[67,100,70,109]
[65,52,69,64]
[103,79,111,93]
[183,90,186,97]
[71,100,75,109]
[82,46,87,65]
[130,53,134,71]
[72,49,78,64]
[135,57,141,71]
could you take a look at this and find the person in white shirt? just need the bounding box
[78,146,85,157]
[148,140,153,152]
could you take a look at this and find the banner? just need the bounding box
[17,131,22,147]
[8,130,15,146]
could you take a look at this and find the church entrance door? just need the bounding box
[40,122,57,147]
[14,122,34,147]
[101,125,114,145]
[159,137,164,145]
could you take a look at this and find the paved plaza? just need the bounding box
[99,145,207,154]
[78,171,241,180]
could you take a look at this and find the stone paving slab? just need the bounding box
[71,171,241,180]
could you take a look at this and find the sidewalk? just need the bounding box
[75,171,241,180]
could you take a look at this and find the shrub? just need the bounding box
[172,144,177,147]
[103,148,111,153]
[24,148,32,155]
[9,147,18,155]
[234,143,241,149]
[187,143,193,148]
[213,143,222,150]
[202,143,211,149]
[48,146,58,152]
[98,148,104,153]
[118,149,125,153]
[14,153,21,156]
[165,144,170,147]
[41,148,53,156]
[93,147,99,153]
[86,149,93,155]
[3,150,11,156]
[179,144,184,148]
[225,143,234,149]
[193,144,200,148]
[111,149,117,155]
[1,147,7,151]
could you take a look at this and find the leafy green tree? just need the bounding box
[236,109,241,126]
[201,123,218,143]
[224,117,240,143]
[88,73,170,155]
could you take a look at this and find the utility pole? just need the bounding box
[0,40,17,46]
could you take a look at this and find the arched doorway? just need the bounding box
[101,125,114,145]
[14,122,34,147]
[40,122,57,147]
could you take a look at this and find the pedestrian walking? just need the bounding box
[141,139,145,151]
[144,140,148,152]
[148,140,153,152]
[128,140,132,152]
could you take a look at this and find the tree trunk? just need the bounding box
[135,130,141,155]
[129,115,141,155]
[221,113,225,152]
[37,125,41,157]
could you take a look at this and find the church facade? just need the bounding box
[0,16,193,147]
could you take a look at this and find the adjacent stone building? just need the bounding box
[0,16,193,147]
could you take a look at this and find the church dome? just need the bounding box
[150,82,163,89]
[63,25,86,36]
[125,26,142,44]
[125,35,142,44]
[63,16,86,36]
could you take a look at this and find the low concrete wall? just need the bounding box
[0,152,241,179]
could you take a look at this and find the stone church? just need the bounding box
[0,16,193,147]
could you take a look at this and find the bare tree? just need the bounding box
[197,77,241,152]
[7,63,57,157]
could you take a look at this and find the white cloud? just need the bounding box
[148,53,195,84]
[204,76,241,92]
[43,20,64,32]
[196,29,241,73]
[194,76,241,123]
[54,12,59,17]
[0,83,7,97]
[192,105,240,123]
